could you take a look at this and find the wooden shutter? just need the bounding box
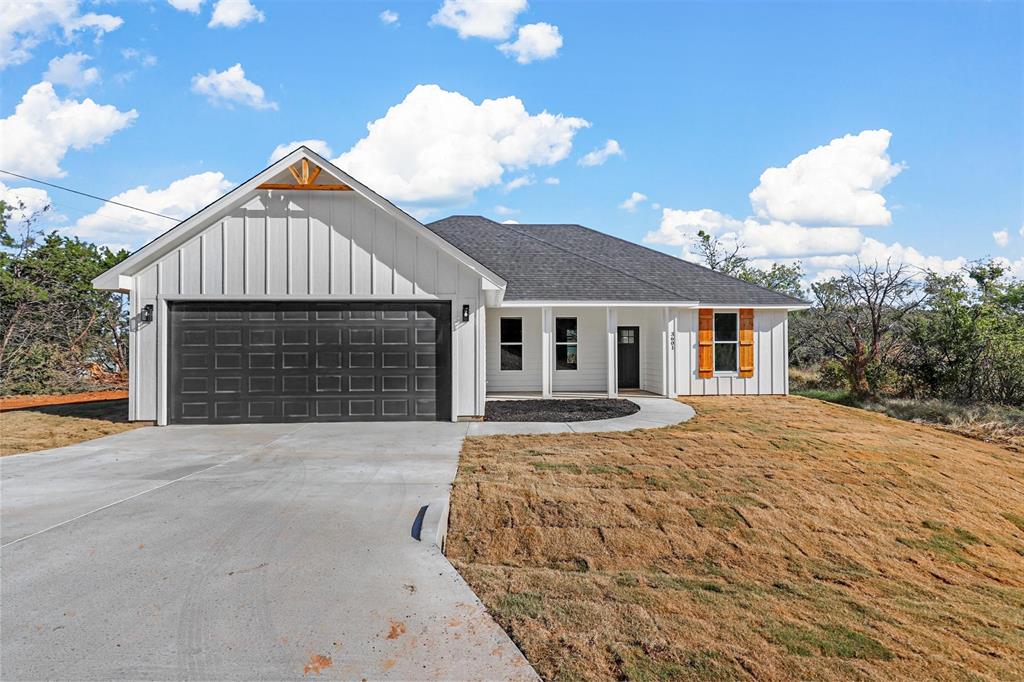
[698,309,714,378]
[739,308,754,378]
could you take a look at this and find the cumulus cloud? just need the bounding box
[0,0,122,69]
[992,230,1010,248]
[332,84,588,204]
[749,129,905,227]
[543,176,559,185]
[68,172,234,249]
[168,0,204,12]
[578,139,623,167]
[0,181,54,222]
[0,81,137,178]
[504,175,533,191]
[379,9,399,25]
[191,63,277,110]
[208,0,264,28]
[43,52,99,89]
[498,22,561,63]
[121,48,157,67]
[430,0,526,39]
[494,204,518,216]
[268,139,334,164]
[501,219,520,224]
[618,191,647,212]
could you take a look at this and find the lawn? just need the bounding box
[0,399,142,456]
[446,396,1024,681]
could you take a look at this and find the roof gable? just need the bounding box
[93,148,506,291]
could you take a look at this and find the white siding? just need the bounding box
[131,189,485,421]
[641,309,664,394]
[486,308,543,392]
[551,307,608,392]
[674,308,789,395]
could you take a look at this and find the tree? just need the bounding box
[0,199,130,394]
[806,261,924,399]
[691,230,806,299]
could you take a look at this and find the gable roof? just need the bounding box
[93,147,506,291]
[425,216,808,307]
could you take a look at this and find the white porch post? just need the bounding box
[664,307,678,398]
[541,306,553,398]
[606,307,618,397]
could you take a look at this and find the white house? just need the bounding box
[94,148,807,425]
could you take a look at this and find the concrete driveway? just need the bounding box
[1,422,535,681]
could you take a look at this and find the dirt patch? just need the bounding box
[447,395,1024,681]
[485,399,639,422]
[0,390,129,411]
[0,399,144,456]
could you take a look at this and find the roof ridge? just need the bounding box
[523,222,806,305]
[496,222,694,302]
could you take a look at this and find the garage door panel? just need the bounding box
[169,301,450,424]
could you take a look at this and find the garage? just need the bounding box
[169,301,451,424]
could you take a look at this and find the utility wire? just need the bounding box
[0,169,178,221]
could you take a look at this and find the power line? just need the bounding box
[0,169,178,221]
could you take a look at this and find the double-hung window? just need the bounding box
[499,318,523,371]
[555,317,578,370]
[713,312,738,373]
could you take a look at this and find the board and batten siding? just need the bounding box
[674,308,789,395]
[129,190,485,422]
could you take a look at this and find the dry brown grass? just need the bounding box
[447,396,1024,681]
[0,400,143,456]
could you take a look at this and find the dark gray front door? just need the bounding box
[169,301,451,424]
[617,326,640,389]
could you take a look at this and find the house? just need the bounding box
[94,148,807,425]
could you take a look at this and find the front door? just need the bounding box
[617,326,640,389]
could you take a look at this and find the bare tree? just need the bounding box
[808,260,924,398]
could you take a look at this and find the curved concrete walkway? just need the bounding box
[467,396,695,436]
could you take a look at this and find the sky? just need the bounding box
[1,0,1022,282]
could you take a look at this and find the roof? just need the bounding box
[424,216,807,307]
[93,147,506,292]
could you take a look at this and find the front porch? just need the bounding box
[484,305,685,400]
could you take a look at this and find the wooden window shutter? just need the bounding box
[698,309,714,378]
[739,308,755,378]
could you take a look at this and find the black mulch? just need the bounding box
[484,399,640,422]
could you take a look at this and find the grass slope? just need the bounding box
[447,396,1024,681]
[0,399,142,456]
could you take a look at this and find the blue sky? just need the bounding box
[1,0,1021,280]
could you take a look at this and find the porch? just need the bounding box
[484,305,685,400]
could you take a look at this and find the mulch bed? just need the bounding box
[0,390,129,412]
[484,399,639,422]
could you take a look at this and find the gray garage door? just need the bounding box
[169,301,451,424]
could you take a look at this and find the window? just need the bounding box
[555,317,577,370]
[714,312,738,373]
[500,318,523,371]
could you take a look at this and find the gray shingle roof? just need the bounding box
[424,216,806,306]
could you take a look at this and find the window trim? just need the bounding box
[713,311,739,376]
[498,317,524,372]
[554,316,578,371]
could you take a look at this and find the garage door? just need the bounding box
[168,302,451,424]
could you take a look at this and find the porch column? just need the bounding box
[664,307,678,398]
[541,306,553,398]
[606,307,618,398]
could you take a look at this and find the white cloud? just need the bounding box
[333,83,589,204]
[121,48,157,67]
[44,52,99,89]
[645,208,742,246]
[994,256,1024,280]
[802,238,968,279]
[68,172,234,249]
[208,0,264,28]
[618,191,647,212]
[268,139,334,164]
[992,230,1010,247]
[0,81,137,178]
[749,129,905,227]
[0,181,54,222]
[191,63,277,110]
[543,176,559,185]
[494,204,518,216]
[429,0,526,39]
[504,175,533,191]
[379,9,399,25]
[0,0,123,70]
[578,139,623,167]
[501,219,520,224]
[498,22,561,63]
[168,0,204,12]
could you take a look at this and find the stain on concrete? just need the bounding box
[387,621,406,639]
[302,653,332,675]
